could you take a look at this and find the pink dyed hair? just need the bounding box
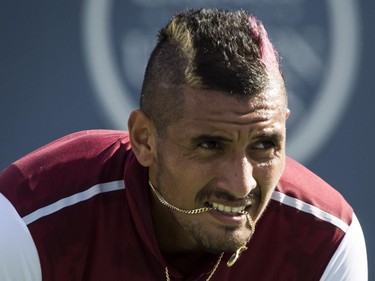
[248,16,280,77]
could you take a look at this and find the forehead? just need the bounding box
[181,85,287,124]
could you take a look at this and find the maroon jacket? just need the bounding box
[0,130,365,280]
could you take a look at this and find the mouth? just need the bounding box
[206,202,249,216]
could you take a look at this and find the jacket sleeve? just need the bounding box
[319,213,367,281]
[0,193,42,281]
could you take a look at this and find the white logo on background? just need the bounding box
[82,0,360,163]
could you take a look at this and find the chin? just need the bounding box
[199,228,253,253]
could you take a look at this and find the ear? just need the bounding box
[128,110,157,167]
[285,108,290,119]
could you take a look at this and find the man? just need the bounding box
[0,8,367,281]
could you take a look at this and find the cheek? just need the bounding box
[155,142,206,202]
[163,153,210,185]
[254,161,284,191]
[157,157,200,202]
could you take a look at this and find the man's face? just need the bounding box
[149,85,288,254]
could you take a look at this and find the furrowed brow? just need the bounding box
[255,132,283,143]
[191,134,232,144]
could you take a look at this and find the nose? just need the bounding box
[217,154,257,198]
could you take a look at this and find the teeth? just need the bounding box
[211,202,246,214]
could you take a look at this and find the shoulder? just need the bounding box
[270,157,367,279]
[1,130,131,173]
[276,156,352,226]
[0,130,132,217]
[0,131,133,279]
[244,157,368,279]
[16,130,131,168]
[0,193,41,281]
[320,213,368,280]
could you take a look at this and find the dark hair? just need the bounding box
[140,8,285,134]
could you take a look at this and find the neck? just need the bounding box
[150,185,195,249]
[150,193,212,275]
[164,251,215,276]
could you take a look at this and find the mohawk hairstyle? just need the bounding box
[140,8,284,134]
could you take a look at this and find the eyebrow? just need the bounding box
[191,134,232,144]
[254,132,284,143]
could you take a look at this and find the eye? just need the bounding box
[252,140,276,150]
[250,139,279,161]
[199,140,221,149]
[193,135,228,150]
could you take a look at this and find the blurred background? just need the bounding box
[1,0,373,278]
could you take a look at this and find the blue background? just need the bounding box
[1,1,373,279]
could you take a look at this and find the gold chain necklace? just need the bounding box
[164,252,224,281]
[148,181,255,279]
[149,180,213,214]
